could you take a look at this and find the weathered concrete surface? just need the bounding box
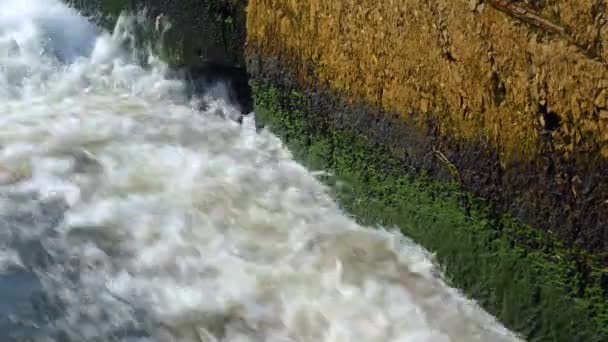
[246,0,608,255]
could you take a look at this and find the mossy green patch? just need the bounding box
[68,0,127,28]
[97,0,125,16]
[252,82,608,342]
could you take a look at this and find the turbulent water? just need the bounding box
[0,1,522,341]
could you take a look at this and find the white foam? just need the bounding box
[0,0,522,341]
[0,248,23,274]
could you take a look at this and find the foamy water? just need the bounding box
[0,1,522,341]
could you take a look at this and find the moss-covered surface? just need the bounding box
[252,81,608,341]
[67,0,127,28]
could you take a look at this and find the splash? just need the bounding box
[0,0,521,341]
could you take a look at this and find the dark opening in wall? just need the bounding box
[141,0,252,115]
[185,62,253,116]
[539,102,561,132]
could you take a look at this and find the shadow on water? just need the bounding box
[0,270,50,341]
[0,194,63,340]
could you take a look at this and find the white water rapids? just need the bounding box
[0,1,522,341]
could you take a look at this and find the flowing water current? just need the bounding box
[0,1,523,341]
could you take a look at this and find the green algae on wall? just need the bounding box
[246,0,608,261]
[252,81,608,342]
[67,0,128,26]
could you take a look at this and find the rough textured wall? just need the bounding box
[247,0,608,161]
[247,0,608,254]
[529,0,608,61]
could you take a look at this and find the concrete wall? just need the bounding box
[246,0,608,255]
